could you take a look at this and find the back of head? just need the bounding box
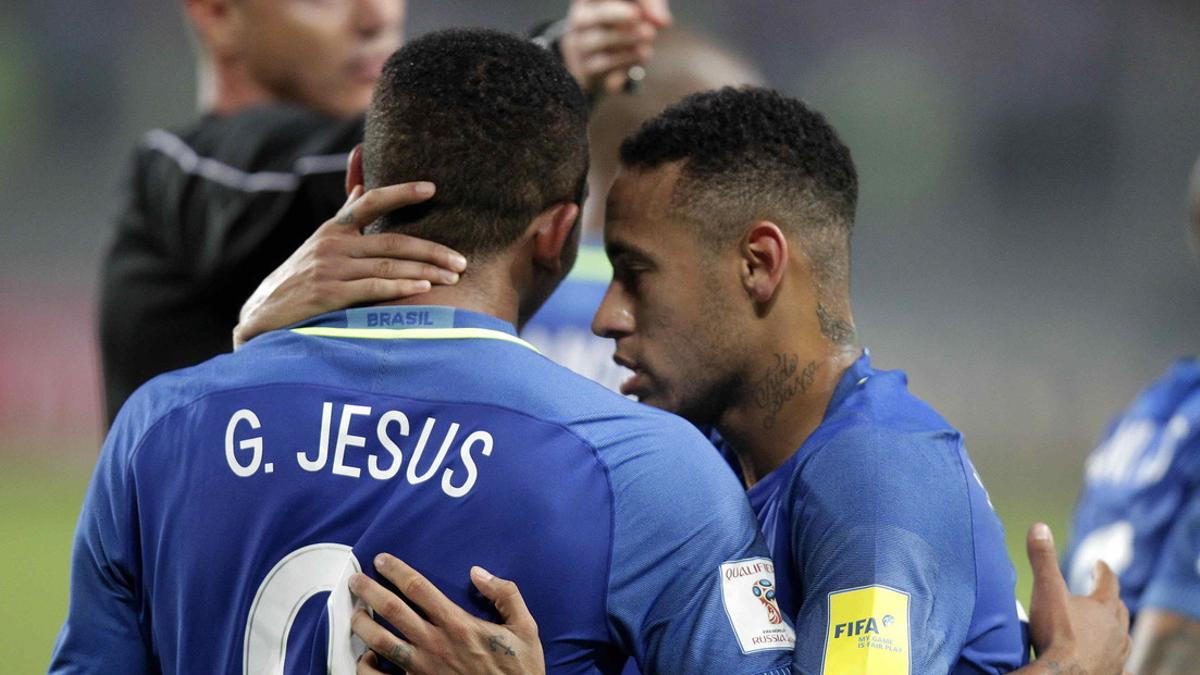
[364,29,589,257]
[619,86,858,342]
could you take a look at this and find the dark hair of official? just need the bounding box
[619,86,858,344]
[363,29,589,256]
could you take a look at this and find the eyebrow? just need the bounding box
[605,240,657,270]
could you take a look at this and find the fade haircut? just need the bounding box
[363,29,589,256]
[619,87,858,344]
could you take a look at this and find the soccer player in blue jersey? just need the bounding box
[235,86,1133,673]
[583,86,1039,675]
[52,30,795,674]
[1065,158,1200,672]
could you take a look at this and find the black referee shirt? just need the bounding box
[99,105,362,425]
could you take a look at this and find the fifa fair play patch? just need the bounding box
[821,584,910,674]
[719,558,796,653]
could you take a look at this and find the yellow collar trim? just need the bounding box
[290,326,540,353]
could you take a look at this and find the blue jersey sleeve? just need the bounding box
[50,404,155,673]
[790,427,976,675]
[1141,482,1200,620]
[600,416,794,675]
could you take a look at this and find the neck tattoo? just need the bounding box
[751,353,818,431]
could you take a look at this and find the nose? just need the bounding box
[353,0,398,37]
[592,281,635,339]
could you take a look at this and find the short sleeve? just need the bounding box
[789,427,975,675]
[603,418,794,674]
[1141,489,1200,620]
[49,406,154,673]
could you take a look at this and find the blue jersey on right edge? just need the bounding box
[722,352,1029,674]
[1065,358,1200,620]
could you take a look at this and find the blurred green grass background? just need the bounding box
[1,458,90,673]
[0,443,1080,673]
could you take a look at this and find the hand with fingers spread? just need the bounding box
[560,0,672,95]
[1019,523,1133,675]
[350,553,544,675]
[232,181,468,349]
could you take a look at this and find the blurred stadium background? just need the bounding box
[3,1,1199,670]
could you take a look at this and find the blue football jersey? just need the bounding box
[51,306,794,675]
[720,352,1029,674]
[1065,358,1200,620]
[523,243,628,392]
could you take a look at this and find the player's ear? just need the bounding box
[740,221,788,304]
[184,0,242,58]
[345,145,364,197]
[530,202,581,276]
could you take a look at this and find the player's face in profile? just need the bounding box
[594,166,744,423]
[238,0,405,118]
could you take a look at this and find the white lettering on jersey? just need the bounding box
[372,410,409,480]
[1068,520,1133,595]
[1085,416,1189,487]
[243,543,367,675]
[442,430,494,498]
[223,402,495,497]
[1136,415,1189,486]
[297,401,334,472]
[225,408,265,477]
[332,404,371,478]
[407,417,459,485]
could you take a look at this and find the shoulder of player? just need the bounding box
[788,422,982,571]
[518,371,737,483]
[1120,358,1200,412]
[562,391,714,454]
[1101,358,1200,460]
[427,348,733,484]
[110,349,263,448]
[796,419,970,507]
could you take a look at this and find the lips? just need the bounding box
[348,53,389,83]
[613,352,646,397]
[619,372,645,397]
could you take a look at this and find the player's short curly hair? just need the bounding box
[620,86,856,236]
[363,29,588,256]
[620,87,858,344]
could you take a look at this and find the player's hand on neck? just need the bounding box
[233,179,465,349]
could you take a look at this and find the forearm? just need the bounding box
[1010,655,1089,675]
[1127,608,1200,674]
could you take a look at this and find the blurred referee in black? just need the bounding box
[99,0,671,426]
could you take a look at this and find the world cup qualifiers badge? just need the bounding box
[718,558,796,653]
[751,578,783,624]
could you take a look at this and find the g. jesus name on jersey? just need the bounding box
[52,306,794,675]
[1066,358,1200,620]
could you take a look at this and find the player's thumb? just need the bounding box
[1027,523,1070,627]
[471,566,538,635]
[1089,559,1120,603]
[636,0,673,28]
